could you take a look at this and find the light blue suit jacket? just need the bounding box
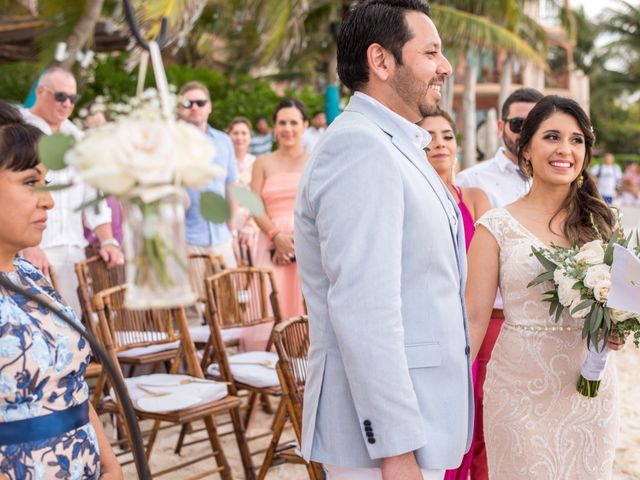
[294,94,474,469]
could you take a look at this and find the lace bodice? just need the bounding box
[477,207,583,331]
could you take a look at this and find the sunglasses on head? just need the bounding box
[181,99,208,109]
[43,87,79,104]
[504,117,525,134]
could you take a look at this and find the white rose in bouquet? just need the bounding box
[610,309,635,323]
[172,121,225,189]
[570,296,591,318]
[112,120,179,186]
[575,240,605,265]
[593,279,611,302]
[555,269,580,307]
[583,264,611,290]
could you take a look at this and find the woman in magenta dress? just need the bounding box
[247,99,309,351]
[420,110,489,479]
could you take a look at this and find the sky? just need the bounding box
[568,0,619,19]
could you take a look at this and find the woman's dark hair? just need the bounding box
[273,98,308,122]
[226,116,252,133]
[337,0,430,91]
[517,95,615,246]
[421,108,456,134]
[0,100,42,172]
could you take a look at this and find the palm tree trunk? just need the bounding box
[462,53,478,169]
[498,54,512,114]
[440,74,455,114]
[60,0,104,70]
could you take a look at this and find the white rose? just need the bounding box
[80,166,136,195]
[583,264,611,289]
[173,122,224,188]
[65,123,119,171]
[111,120,178,186]
[609,309,635,323]
[593,279,611,302]
[556,270,580,307]
[570,296,591,319]
[575,240,605,265]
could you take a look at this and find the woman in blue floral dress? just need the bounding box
[0,101,121,479]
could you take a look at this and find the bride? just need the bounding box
[466,95,624,479]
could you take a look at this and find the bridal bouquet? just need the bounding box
[528,229,640,398]
[38,88,263,308]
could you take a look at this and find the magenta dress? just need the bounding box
[445,186,477,480]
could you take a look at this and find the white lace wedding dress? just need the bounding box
[478,208,619,480]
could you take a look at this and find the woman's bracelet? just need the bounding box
[267,228,280,241]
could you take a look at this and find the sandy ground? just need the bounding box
[116,345,640,479]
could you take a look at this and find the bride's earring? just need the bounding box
[577,174,584,188]
[523,159,533,178]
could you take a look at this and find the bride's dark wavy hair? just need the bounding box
[517,95,615,246]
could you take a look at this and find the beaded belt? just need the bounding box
[504,322,581,332]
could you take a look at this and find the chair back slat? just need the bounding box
[187,253,225,303]
[273,316,309,404]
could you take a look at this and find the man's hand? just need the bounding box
[21,247,50,276]
[380,452,423,480]
[99,244,125,269]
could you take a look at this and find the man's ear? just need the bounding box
[497,119,504,137]
[366,43,394,82]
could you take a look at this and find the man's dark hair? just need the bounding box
[0,100,42,172]
[501,87,544,120]
[311,111,325,118]
[273,98,308,122]
[337,0,430,92]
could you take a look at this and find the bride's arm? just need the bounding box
[466,225,500,362]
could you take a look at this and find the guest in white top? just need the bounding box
[590,152,622,204]
[20,67,123,316]
[302,110,327,152]
[455,87,542,480]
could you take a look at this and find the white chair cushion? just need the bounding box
[123,373,228,413]
[115,331,180,358]
[207,351,280,388]
[188,326,242,344]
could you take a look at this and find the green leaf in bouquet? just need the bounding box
[589,304,604,336]
[228,185,265,217]
[35,183,74,192]
[531,247,558,271]
[527,270,555,287]
[572,281,584,290]
[37,133,75,171]
[571,299,593,315]
[582,318,590,340]
[554,304,564,323]
[603,232,618,266]
[199,191,231,223]
[603,307,611,332]
[623,231,633,248]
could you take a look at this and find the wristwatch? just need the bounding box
[100,238,120,248]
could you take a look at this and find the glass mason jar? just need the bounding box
[122,189,196,309]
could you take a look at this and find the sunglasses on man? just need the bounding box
[504,117,525,134]
[180,99,208,109]
[42,87,80,104]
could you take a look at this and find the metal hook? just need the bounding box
[122,0,169,51]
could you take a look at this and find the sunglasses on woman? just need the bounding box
[42,87,79,104]
[504,117,525,134]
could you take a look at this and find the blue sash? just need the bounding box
[0,401,90,445]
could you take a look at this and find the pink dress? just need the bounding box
[240,171,305,351]
[445,187,477,480]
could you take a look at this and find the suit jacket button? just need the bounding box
[366,431,374,437]
[367,438,376,444]
[465,345,471,356]
[363,420,372,427]
[364,426,373,432]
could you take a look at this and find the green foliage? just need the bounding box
[0,62,41,103]
[37,133,76,171]
[200,191,231,223]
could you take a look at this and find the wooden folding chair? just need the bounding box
[204,267,284,432]
[257,316,323,480]
[94,285,255,479]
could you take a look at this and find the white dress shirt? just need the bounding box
[21,109,112,249]
[457,148,530,309]
[302,126,326,152]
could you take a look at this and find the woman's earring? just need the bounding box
[523,159,533,178]
[577,174,584,188]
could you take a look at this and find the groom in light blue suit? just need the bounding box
[294,1,473,479]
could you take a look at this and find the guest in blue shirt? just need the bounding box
[178,81,238,267]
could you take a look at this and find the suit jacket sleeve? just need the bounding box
[305,126,427,459]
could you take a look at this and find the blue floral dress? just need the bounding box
[0,258,99,479]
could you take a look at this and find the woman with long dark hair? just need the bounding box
[466,96,622,479]
[0,101,121,479]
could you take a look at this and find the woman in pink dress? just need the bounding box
[246,99,308,350]
[420,110,489,480]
